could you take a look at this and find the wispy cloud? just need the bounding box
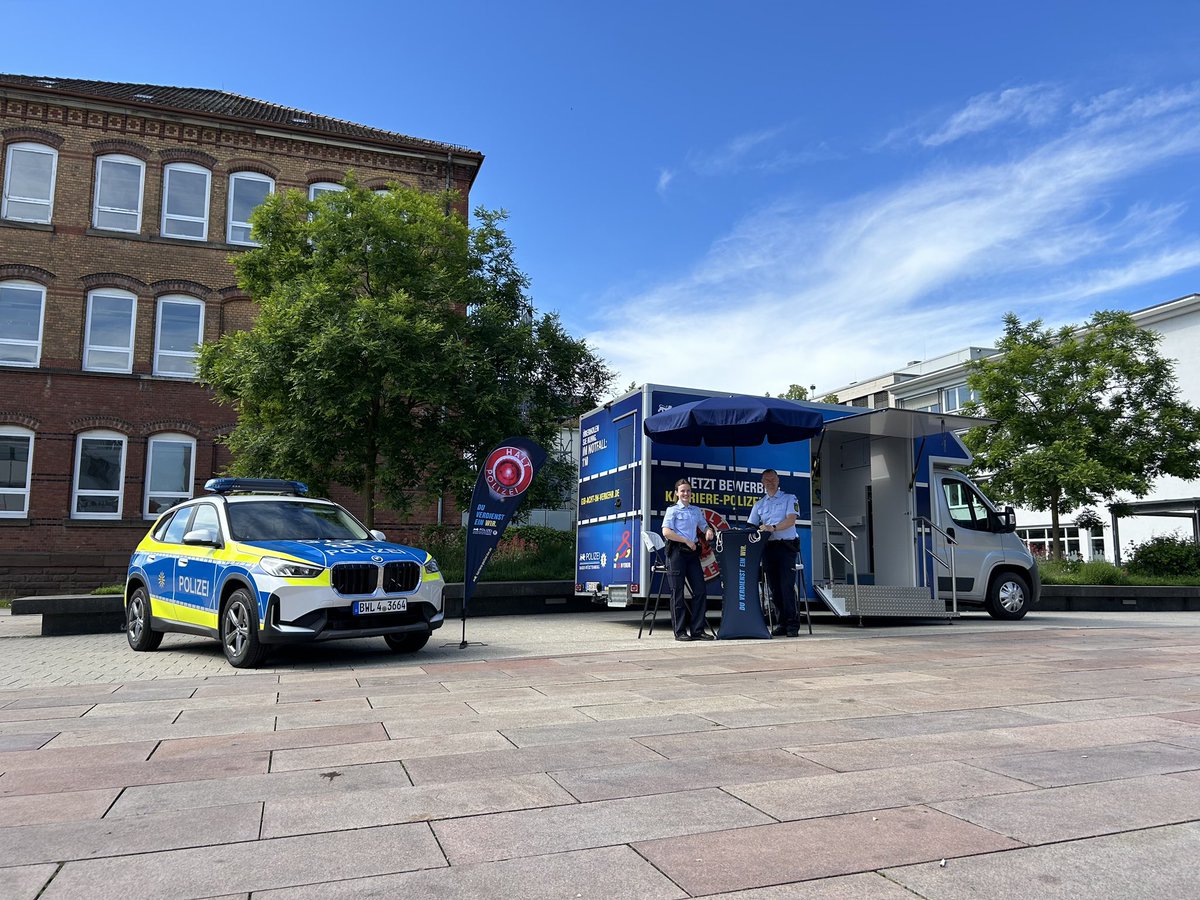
[590,83,1200,396]
[921,84,1062,146]
[658,126,837,194]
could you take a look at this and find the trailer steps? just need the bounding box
[812,584,948,619]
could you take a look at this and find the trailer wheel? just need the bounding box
[986,571,1030,620]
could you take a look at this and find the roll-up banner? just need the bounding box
[462,438,548,630]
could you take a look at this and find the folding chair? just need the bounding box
[638,530,671,638]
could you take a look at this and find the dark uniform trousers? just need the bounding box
[763,540,799,631]
[667,545,708,637]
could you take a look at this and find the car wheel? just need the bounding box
[383,631,430,653]
[126,586,163,652]
[221,588,268,668]
[986,571,1031,620]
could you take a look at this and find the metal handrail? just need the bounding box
[914,515,957,616]
[820,508,860,622]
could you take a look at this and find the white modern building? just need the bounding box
[817,294,1200,563]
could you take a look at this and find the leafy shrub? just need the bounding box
[1076,560,1126,585]
[1125,534,1200,578]
[92,583,126,595]
[417,524,573,583]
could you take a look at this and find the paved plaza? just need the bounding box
[2,607,1200,898]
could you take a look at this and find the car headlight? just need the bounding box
[423,556,440,575]
[259,556,325,579]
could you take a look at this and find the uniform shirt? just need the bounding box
[748,490,799,540]
[663,502,708,547]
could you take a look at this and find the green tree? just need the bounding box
[779,384,810,400]
[963,310,1200,558]
[198,178,612,528]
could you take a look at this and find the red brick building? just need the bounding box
[0,75,482,596]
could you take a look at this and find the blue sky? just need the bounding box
[9,1,1200,396]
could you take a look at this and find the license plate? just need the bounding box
[352,599,407,615]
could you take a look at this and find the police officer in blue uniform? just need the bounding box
[662,478,716,641]
[748,468,801,637]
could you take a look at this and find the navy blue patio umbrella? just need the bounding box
[643,394,824,448]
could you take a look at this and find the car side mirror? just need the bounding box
[183,528,220,547]
[370,529,387,541]
[999,506,1017,534]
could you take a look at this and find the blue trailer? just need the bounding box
[575,384,1040,621]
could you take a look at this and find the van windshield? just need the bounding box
[226,500,370,542]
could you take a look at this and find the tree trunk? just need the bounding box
[1049,487,1062,560]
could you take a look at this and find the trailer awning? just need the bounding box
[822,407,991,439]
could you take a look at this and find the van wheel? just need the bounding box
[384,631,430,653]
[986,572,1031,620]
[221,589,268,668]
[126,586,163,651]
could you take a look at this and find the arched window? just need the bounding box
[227,171,274,245]
[3,142,58,223]
[72,429,127,519]
[144,432,196,517]
[154,295,205,378]
[161,162,211,240]
[93,154,145,232]
[308,181,345,201]
[84,288,137,373]
[0,279,46,367]
[0,426,34,518]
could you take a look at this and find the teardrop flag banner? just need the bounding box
[459,437,547,648]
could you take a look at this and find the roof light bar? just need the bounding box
[204,477,309,496]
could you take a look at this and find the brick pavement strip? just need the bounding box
[1,609,1199,897]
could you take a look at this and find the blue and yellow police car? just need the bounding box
[124,478,445,667]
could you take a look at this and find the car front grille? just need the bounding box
[383,561,421,593]
[331,563,378,596]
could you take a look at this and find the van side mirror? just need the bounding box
[999,506,1017,534]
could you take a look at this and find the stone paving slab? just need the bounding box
[0,740,156,772]
[501,712,722,747]
[0,863,57,900]
[150,722,387,761]
[108,760,413,817]
[0,732,55,752]
[0,704,93,723]
[725,760,1033,821]
[403,736,664,785]
[634,806,1024,896]
[40,823,446,900]
[0,787,119,826]
[932,772,1200,843]
[261,771,576,837]
[883,821,1200,899]
[268,729,514,772]
[252,845,685,899]
[549,747,832,802]
[0,750,270,796]
[970,739,1200,786]
[433,787,773,864]
[0,801,261,866]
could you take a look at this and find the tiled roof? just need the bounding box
[0,74,482,159]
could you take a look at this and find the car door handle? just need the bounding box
[146,554,157,562]
[178,559,188,568]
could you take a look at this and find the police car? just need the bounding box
[124,478,445,668]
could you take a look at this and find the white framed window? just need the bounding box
[3,142,58,223]
[308,182,344,201]
[84,288,137,373]
[227,171,274,245]
[942,383,979,413]
[0,280,46,367]
[144,433,196,518]
[154,295,204,378]
[72,429,127,519]
[0,426,34,517]
[93,154,145,232]
[161,162,211,240]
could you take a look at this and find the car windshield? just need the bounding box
[226,500,371,542]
